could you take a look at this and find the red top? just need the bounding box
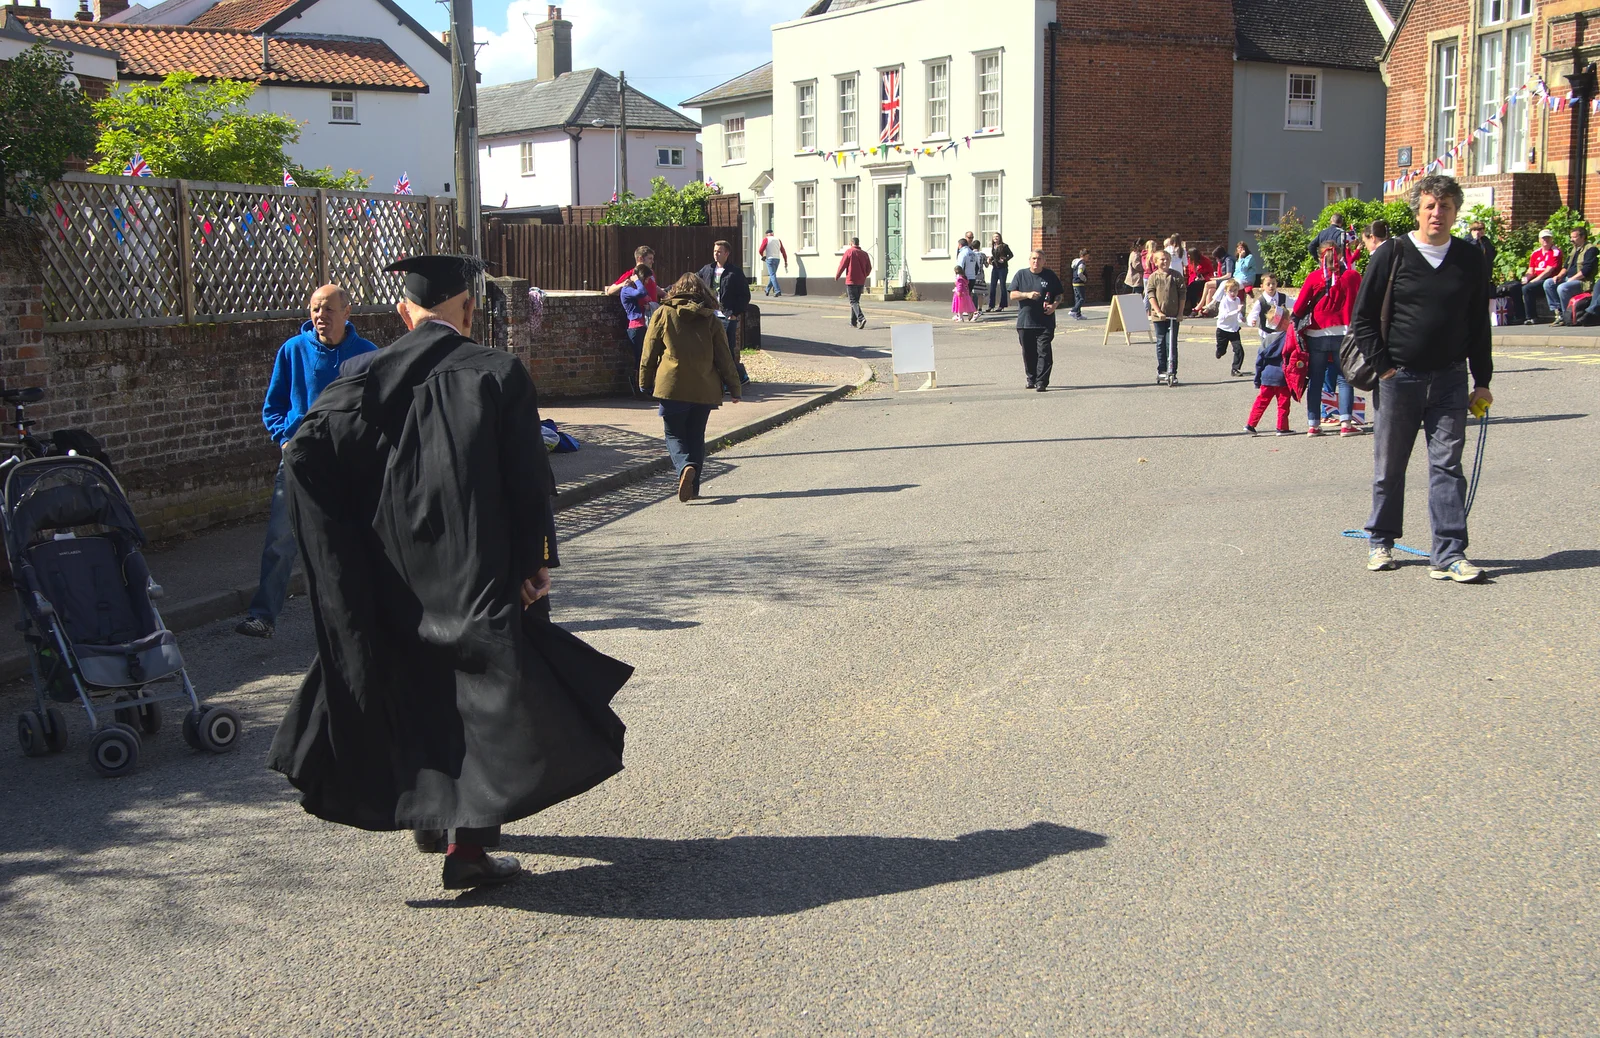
[1529,246,1563,278]
[1189,255,1214,285]
[835,246,873,285]
[1292,265,1362,330]
[614,269,659,329]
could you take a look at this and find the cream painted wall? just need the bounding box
[770,0,1053,292]
[698,96,776,202]
[481,130,574,208]
[477,126,702,208]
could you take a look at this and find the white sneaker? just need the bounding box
[1367,546,1397,571]
[1429,559,1485,583]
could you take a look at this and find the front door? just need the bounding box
[883,185,903,285]
[759,201,776,285]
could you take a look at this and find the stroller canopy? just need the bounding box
[4,458,145,552]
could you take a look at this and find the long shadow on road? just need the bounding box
[407,822,1107,918]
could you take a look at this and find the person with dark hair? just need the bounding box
[758,230,788,295]
[1123,239,1144,296]
[1351,174,1493,582]
[1145,250,1185,386]
[1070,249,1089,319]
[1361,220,1391,253]
[987,234,1015,311]
[1231,241,1258,292]
[1292,241,1363,436]
[696,239,752,385]
[1193,244,1236,314]
[1010,249,1063,391]
[1466,221,1497,285]
[836,235,873,328]
[268,254,631,890]
[1543,226,1596,325]
[1310,212,1349,261]
[640,272,742,502]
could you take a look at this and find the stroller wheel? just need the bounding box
[17,710,48,757]
[182,708,204,751]
[196,705,241,754]
[89,723,140,777]
[43,707,67,753]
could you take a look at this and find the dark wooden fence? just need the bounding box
[484,223,743,291]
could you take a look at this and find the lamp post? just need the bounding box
[1565,62,1598,215]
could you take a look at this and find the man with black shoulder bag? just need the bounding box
[1348,174,1493,583]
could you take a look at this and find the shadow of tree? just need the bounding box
[407,822,1107,919]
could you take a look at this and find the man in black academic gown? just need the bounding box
[267,255,629,890]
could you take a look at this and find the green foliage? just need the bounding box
[1458,203,1588,282]
[600,177,715,226]
[89,73,368,189]
[0,44,97,212]
[1253,207,1311,286]
[1299,197,1419,279]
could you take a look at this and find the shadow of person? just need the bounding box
[1477,548,1600,578]
[406,821,1106,918]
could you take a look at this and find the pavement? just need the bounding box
[1,302,1597,1036]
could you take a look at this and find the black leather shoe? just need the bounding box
[1035,384,1048,392]
[413,829,447,854]
[442,852,523,890]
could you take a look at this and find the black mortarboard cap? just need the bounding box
[384,254,484,308]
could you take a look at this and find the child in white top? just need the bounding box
[1213,279,1247,376]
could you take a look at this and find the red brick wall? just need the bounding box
[1049,6,1236,301]
[498,283,633,398]
[0,232,633,540]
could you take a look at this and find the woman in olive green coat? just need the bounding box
[639,272,742,501]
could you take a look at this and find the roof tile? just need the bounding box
[189,0,301,30]
[1232,0,1385,72]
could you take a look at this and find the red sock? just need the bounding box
[445,843,485,861]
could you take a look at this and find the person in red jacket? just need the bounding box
[1291,242,1363,436]
[835,236,873,329]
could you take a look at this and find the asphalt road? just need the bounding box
[2,304,1596,1036]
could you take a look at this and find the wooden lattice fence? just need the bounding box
[30,172,457,330]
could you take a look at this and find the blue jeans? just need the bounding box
[1544,277,1586,319]
[627,326,647,391]
[1153,320,1179,375]
[764,257,781,295]
[1071,286,1085,316]
[247,459,296,624]
[721,317,746,384]
[1305,337,1354,423]
[660,401,712,490]
[1365,362,1470,568]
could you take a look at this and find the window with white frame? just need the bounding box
[798,182,817,250]
[1286,69,1320,129]
[926,59,949,138]
[725,116,746,163]
[1247,191,1285,230]
[1505,25,1532,169]
[976,52,1001,132]
[1476,33,1504,173]
[797,81,817,151]
[838,180,858,247]
[925,178,949,254]
[1433,40,1460,169]
[331,90,356,122]
[519,141,535,176]
[657,147,684,168]
[1325,183,1358,205]
[1514,0,1532,15]
[838,75,858,147]
[977,174,1001,240]
[1481,0,1506,23]
[1473,22,1532,173]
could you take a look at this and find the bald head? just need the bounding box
[310,284,351,346]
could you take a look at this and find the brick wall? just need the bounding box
[1050,7,1236,301]
[0,230,636,541]
[498,285,634,398]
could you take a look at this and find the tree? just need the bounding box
[89,72,367,189]
[0,44,97,212]
[599,177,715,226]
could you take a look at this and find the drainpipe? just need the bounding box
[564,125,582,206]
[1045,21,1058,195]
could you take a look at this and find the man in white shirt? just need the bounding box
[758,230,788,296]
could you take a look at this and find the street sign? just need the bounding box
[1397,146,1412,168]
[890,322,936,390]
[1103,294,1154,345]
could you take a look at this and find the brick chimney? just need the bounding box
[75,0,93,20]
[94,0,131,19]
[2,1,49,21]
[536,5,571,83]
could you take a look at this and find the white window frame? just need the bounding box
[1505,25,1532,171]
[1513,0,1532,16]
[796,81,817,153]
[656,147,685,168]
[1475,32,1505,174]
[1433,39,1460,171]
[331,89,356,123]
[797,181,817,251]
[1246,191,1286,231]
[1285,68,1320,130]
[925,58,950,140]
[923,176,950,256]
[837,74,858,149]
[837,178,858,251]
[1481,0,1506,24]
[975,50,1002,134]
[519,140,535,177]
[724,116,746,164]
[976,172,1001,242]
[1324,182,1358,205]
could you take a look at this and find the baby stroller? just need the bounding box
[4,455,240,777]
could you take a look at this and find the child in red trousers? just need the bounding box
[1244,306,1295,435]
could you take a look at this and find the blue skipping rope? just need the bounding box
[1340,416,1490,558]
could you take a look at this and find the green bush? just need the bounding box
[1300,197,1417,280]
[1458,203,1587,282]
[599,177,715,226]
[1254,207,1311,285]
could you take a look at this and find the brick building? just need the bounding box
[1380,0,1600,229]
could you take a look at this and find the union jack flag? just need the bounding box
[879,68,902,144]
[282,169,297,187]
[394,172,412,195]
[123,152,152,178]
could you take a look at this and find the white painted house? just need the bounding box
[759,0,1055,296]
[477,8,702,210]
[27,0,456,195]
[683,63,774,271]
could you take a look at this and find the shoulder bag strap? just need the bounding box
[1380,242,1399,345]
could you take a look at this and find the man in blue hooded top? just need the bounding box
[236,284,377,638]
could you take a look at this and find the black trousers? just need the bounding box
[988,265,1008,309]
[417,826,501,847]
[846,284,865,324]
[1019,327,1055,386]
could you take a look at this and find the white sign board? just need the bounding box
[890,322,937,390]
[1103,294,1154,345]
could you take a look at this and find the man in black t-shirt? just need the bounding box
[1009,249,1064,392]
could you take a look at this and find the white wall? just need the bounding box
[266,0,455,194]
[577,129,702,206]
[481,130,574,208]
[698,96,775,201]
[250,84,446,194]
[770,0,1051,293]
[0,39,119,81]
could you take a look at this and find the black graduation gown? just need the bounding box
[266,321,628,832]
